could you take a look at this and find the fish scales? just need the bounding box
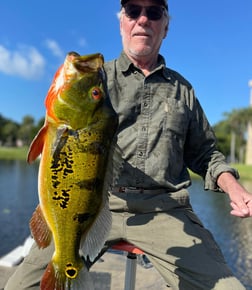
[28,52,118,290]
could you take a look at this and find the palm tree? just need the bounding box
[224,108,252,163]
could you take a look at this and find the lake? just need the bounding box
[0,159,251,289]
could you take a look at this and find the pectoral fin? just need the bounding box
[27,124,48,163]
[80,201,111,262]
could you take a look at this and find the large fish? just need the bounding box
[27,52,119,290]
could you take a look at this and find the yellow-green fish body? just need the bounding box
[28,52,118,290]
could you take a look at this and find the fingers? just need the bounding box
[230,201,250,218]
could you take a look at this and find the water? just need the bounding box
[0,160,251,289]
[189,179,252,289]
[0,160,39,255]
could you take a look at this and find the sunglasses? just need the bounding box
[123,4,165,21]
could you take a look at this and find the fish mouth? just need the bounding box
[70,52,104,73]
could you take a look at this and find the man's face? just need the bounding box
[120,0,169,59]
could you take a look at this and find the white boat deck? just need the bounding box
[0,236,33,268]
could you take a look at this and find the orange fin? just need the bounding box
[40,261,94,290]
[29,205,52,248]
[40,262,57,290]
[40,262,62,290]
[27,124,48,164]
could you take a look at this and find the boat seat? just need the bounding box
[111,241,144,290]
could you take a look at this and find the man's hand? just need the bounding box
[229,190,252,217]
[217,172,252,218]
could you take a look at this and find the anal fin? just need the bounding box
[29,205,52,248]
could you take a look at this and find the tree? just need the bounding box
[214,108,252,163]
[2,121,19,146]
[0,114,20,146]
[18,115,35,146]
[213,120,231,158]
[33,117,45,137]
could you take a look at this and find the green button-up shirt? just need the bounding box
[104,52,238,192]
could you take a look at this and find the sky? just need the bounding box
[0,0,251,126]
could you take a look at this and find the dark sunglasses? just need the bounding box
[123,4,165,21]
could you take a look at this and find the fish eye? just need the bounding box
[91,87,102,101]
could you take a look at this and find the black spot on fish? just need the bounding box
[76,178,102,190]
[52,180,61,189]
[63,168,74,178]
[73,213,91,223]
[50,144,74,187]
[52,189,70,209]
[88,141,106,154]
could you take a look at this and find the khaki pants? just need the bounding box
[5,190,245,290]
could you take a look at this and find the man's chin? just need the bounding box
[128,47,152,57]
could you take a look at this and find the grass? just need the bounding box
[189,164,252,181]
[0,146,29,160]
[231,163,252,181]
[1,147,252,181]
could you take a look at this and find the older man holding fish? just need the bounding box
[5,0,252,289]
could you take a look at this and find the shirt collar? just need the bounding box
[117,51,171,81]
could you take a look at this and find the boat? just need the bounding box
[0,236,33,267]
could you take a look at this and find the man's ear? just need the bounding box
[163,15,170,39]
[163,23,169,39]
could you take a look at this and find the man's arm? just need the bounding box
[217,172,252,218]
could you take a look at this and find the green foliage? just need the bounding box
[0,116,19,146]
[213,120,231,156]
[190,164,252,181]
[17,115,36,146]
[213,107,252,163]
[0,146,28,160]
[0,114,44,147]
[1,106,252,165]
[233,163,252,180]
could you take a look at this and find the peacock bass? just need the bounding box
[27,52,118,290]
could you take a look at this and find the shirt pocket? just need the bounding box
[162,99,188,143]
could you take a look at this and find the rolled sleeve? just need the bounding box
[204,163,240,191]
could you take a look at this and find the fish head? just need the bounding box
[45,52,114,130]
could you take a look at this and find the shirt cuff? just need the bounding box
[204,164,240,192]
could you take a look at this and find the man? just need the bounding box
[5,0,252,289]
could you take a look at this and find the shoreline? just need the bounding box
[1,147,252,181]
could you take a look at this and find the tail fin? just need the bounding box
[40,261,94,290]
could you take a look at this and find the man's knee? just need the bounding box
[213,276,246,290]
[4,241,53,290]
